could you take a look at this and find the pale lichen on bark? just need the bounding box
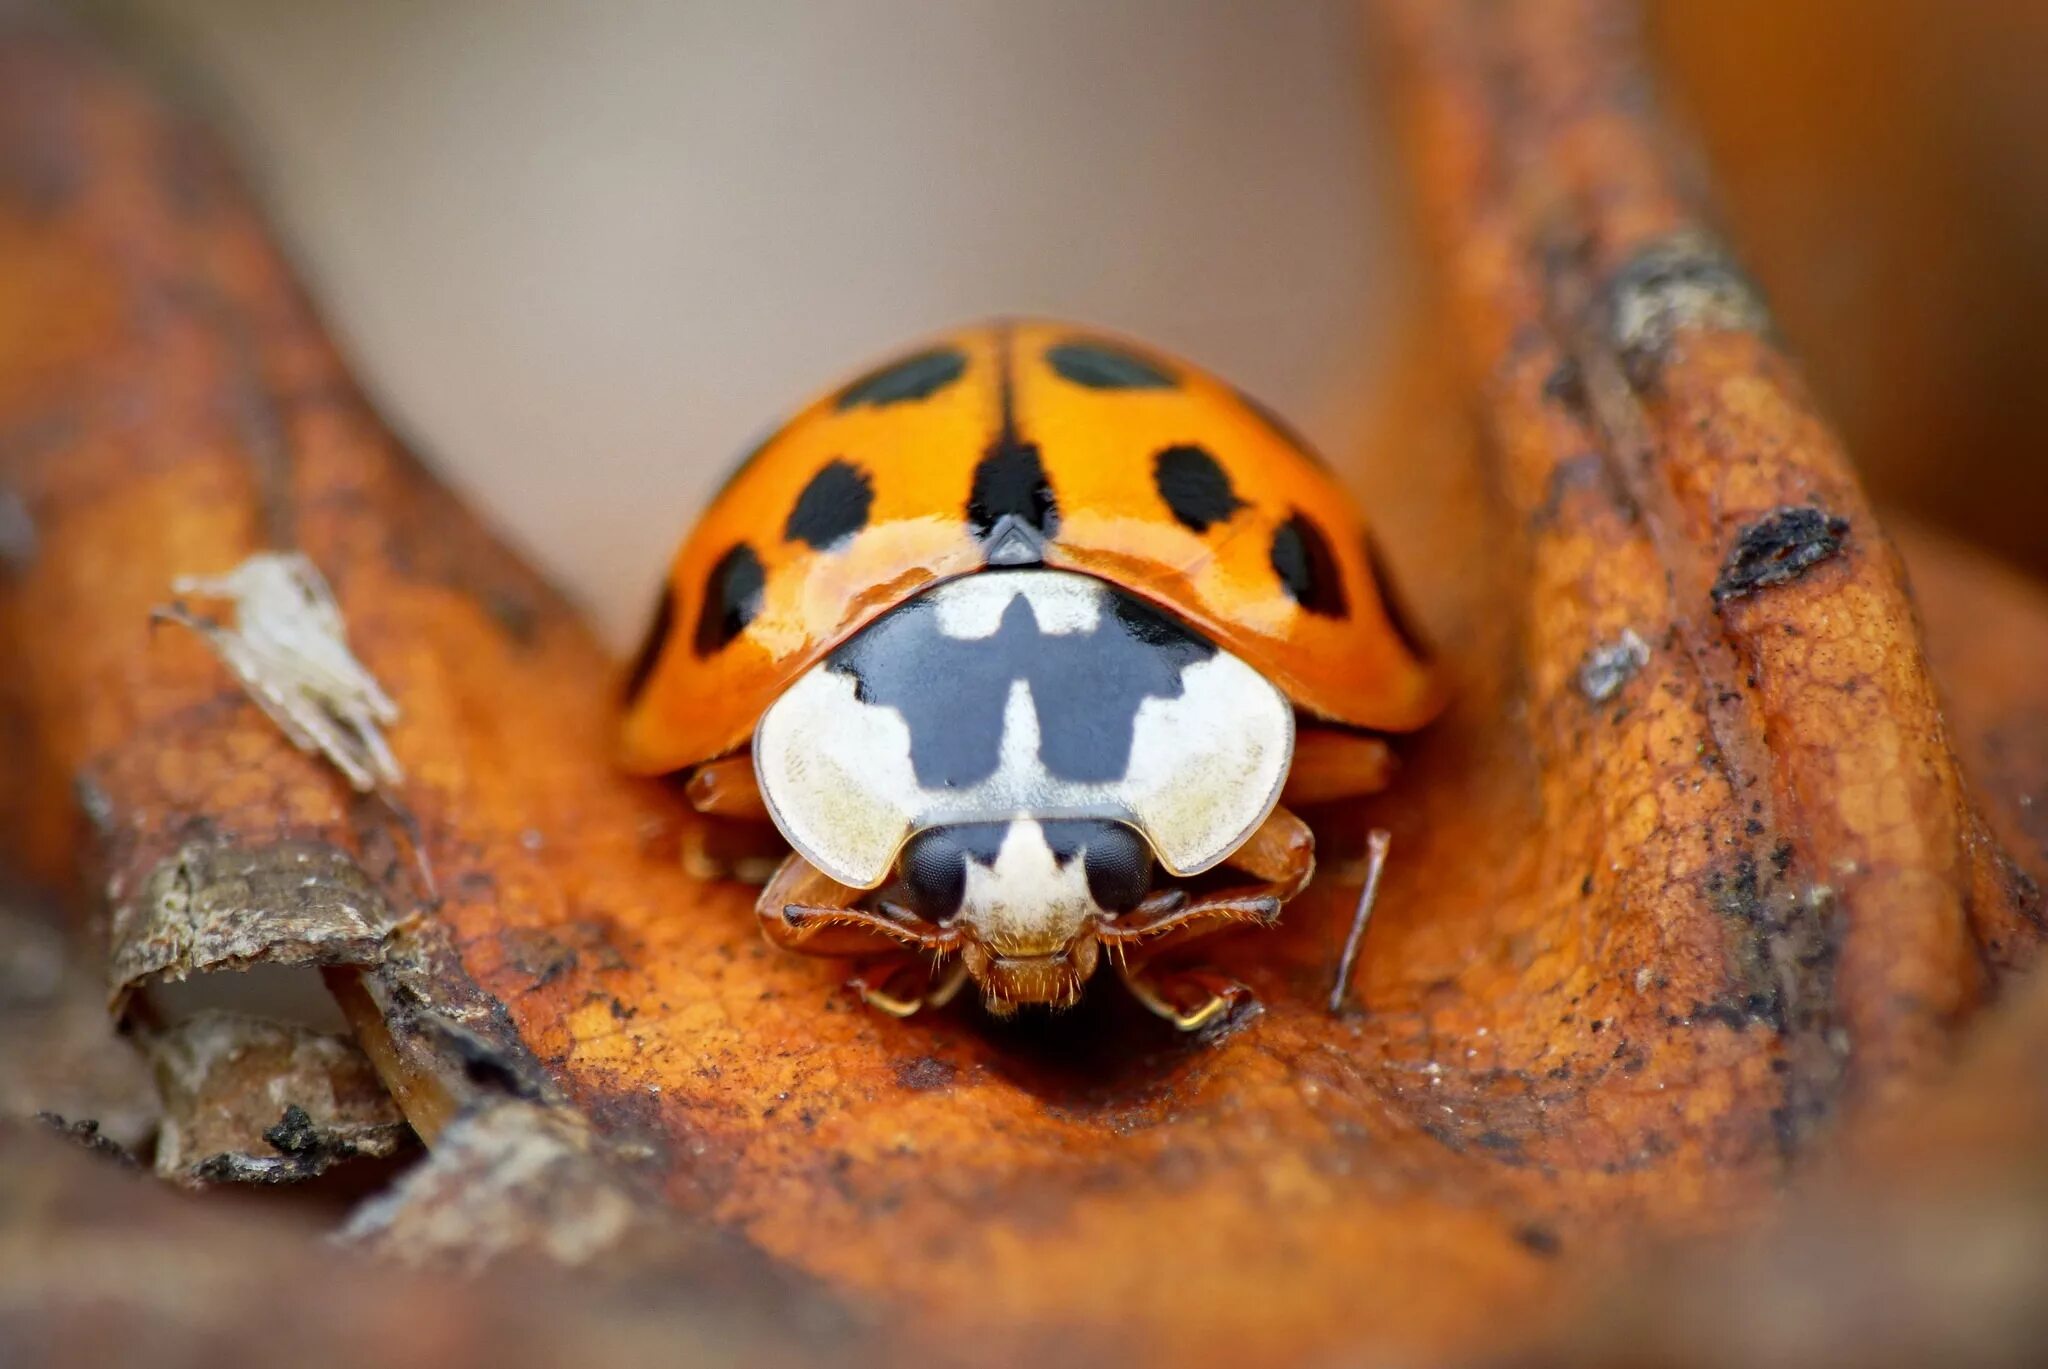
[155,552,402,793]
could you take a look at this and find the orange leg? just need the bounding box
[846,957,971,1019]
[685,754,770,820]
[756,854,964,1017]
[1102,805,1315,1031]
[1282,729,1396,807]
[682,816,786,885]
[1220,801,1317,899]
[676,752,783,884]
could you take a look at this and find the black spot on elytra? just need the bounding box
[968,437,1059,547]
[830,582,1213,789]
[1270,512,1348,617]
[1045,340,1178,390]
[1363,534,1430,657]
[1152,443,1245,533]
[1712,506,1851,603]
[692,544,765,656]
[621,586,674,702]
[835,346,968,410]
[783,459,874,551]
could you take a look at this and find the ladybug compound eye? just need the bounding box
[898,827,971,921]
[1079,823,1153,914]
[896,819,1154,925]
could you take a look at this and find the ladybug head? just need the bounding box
[894,818,1152,1011]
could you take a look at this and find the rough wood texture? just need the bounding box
[2,1,2046,1365]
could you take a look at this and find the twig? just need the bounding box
[1327,829,1391,1015]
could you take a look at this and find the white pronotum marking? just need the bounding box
[754,569,1292,888]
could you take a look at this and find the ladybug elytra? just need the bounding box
[621,321,1440,1029]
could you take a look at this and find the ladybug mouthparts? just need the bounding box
[958,937,1103,1014]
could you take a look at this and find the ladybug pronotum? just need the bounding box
[621,321,1441,1030]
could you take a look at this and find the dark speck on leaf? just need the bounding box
[1712,506,1851,602]
[895,1056,957,1092]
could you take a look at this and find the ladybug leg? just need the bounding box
[758,853,956,956]
[845,957,970,1018]
[684,754,770,820]
[675,751,785,884]
[1217,802,1317,900]
[1101,897,1279,1030]
[1106,805,1314,940]
[682,817,786,886]
[1101,806,1315,1031]
[1116,964,1258,1032]
[1106,904,1273,1030]
[1282,729,1396,807]
[757,855,965,1017]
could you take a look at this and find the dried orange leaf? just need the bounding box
[0,4,2044,1366]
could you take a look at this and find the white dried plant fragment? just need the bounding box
[157,552,401,792]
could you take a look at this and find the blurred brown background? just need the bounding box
[75,0,2047,650]
[1656,0,2048,582]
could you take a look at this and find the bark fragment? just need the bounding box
[110,838,401,1009]
[147,1012,411,1185]
[340,1099,651,1272]
[32,1111,139,1167]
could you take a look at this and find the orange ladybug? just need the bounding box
[621,321,1440,1029]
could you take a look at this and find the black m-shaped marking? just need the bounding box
[827,586,1215,790]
